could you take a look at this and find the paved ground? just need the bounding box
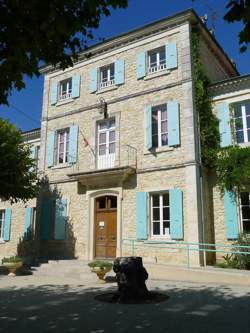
[0,275,249,333]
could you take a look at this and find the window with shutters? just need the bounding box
[0,210,5,239]
[151,193,170,238]
[55,129,70,164]
[99,64,115,89]
[152,104,168,148]
[58,78,72,101]
[239,192,250,233]
[234,101,250,144]
[148,47,166,74]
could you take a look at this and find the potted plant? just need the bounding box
[2,256,23,276]
[88,260,113,283]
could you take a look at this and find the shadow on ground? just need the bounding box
[0,282,249,333]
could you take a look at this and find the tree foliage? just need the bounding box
[0,0,128,105]
[0,118,38,203]
[224,0,250,52]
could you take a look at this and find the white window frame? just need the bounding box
[0,210,5,240]
[147,47,166,74]
[56,129,69,165]
[99,64,115,89]
[239,192,250,233]
[150,193,170,239]
[58,78,72,101]
[97,119,116,169]
[234,103,250,144]
[152,105,168,148]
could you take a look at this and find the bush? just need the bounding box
[2,256,23,264]
[217,233,250,270]
[88,260,113,270]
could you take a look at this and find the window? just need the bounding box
[56,129,69,164]
[151,193,170,237]
[240,192,250,233]
[58,78,72,101]
[234,102,250,144]
[0,210,4,239]
[97,119,116,169]
[99,64,115,89]
[152,104,168,148]
[148,47,166,74]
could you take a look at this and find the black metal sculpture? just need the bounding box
[113,256,149,303]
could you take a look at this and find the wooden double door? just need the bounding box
[95,196,117,258]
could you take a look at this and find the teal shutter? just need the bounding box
[136,192,148,240]
[72,75,81,98]
[50,82,58,105]
[3,208,11,241]
[224,191,238,239]
[136,52,146,79]
[47,131,55,168]
[24,207,32,240]
[166,42,177,70]
[54,198,67,240]
[68,125,78,164]
[168,101,180,146]
[40,199,52,240]
[115,59,125,85]
[170,189,183,239]
[217,103,232,147]
[90,68,98,93]
[146,106,152,150]
[30,145,36,159]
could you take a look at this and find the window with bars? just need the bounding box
[151,193,170,237]
[152,104,168,148]
[234,102,250,144]
[58,78,72,101]
[147,47,166,74]
[56,129,69,164]
[240,192,250,233]
[99,64,115,89]
[0,210,4,239]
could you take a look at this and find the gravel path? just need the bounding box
[0,275,249,333]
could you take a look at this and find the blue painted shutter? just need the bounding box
[136,52,146,79]
[115,59,125,85]
[68,125,78,164]
[170,189,183,239]
[24,207,32,240]
[30,145,36,159]
[146,106,152,150]
[72,75,81,98]
[90,68,98,93]
[50,82,58,105]
[166,42,177,70]
[3,208,11,241]
[54,198,67,240]
[47,131,55,168]
[168,101,180,146]
[136,192,148,240]
[224,191,238,239]
[40,199,52,240]
[217,103,232,147]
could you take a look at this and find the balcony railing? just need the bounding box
[71,144,137,175]
[148,63,167,74]
[99,79,115,90]
[58,92,72,101]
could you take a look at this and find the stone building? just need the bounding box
[0,9,249,266]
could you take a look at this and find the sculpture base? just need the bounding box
[95,291,169,304]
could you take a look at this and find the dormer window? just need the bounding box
[148,47,166,74]
[99,64,115,89]
[59,78,72,101]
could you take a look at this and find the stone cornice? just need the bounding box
[22,128,41,142]
[209,74,250,96]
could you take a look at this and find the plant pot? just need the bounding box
[2,262,23,276]
[91,266,112,283]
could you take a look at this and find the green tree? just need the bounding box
[0,118,38,203]
[0,0,128,105]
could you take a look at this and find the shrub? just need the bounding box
[88,260,113,270]
[2,256,23,264]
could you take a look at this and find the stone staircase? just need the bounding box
[32,260,115,281]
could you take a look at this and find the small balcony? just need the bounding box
[67,145,137,186]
